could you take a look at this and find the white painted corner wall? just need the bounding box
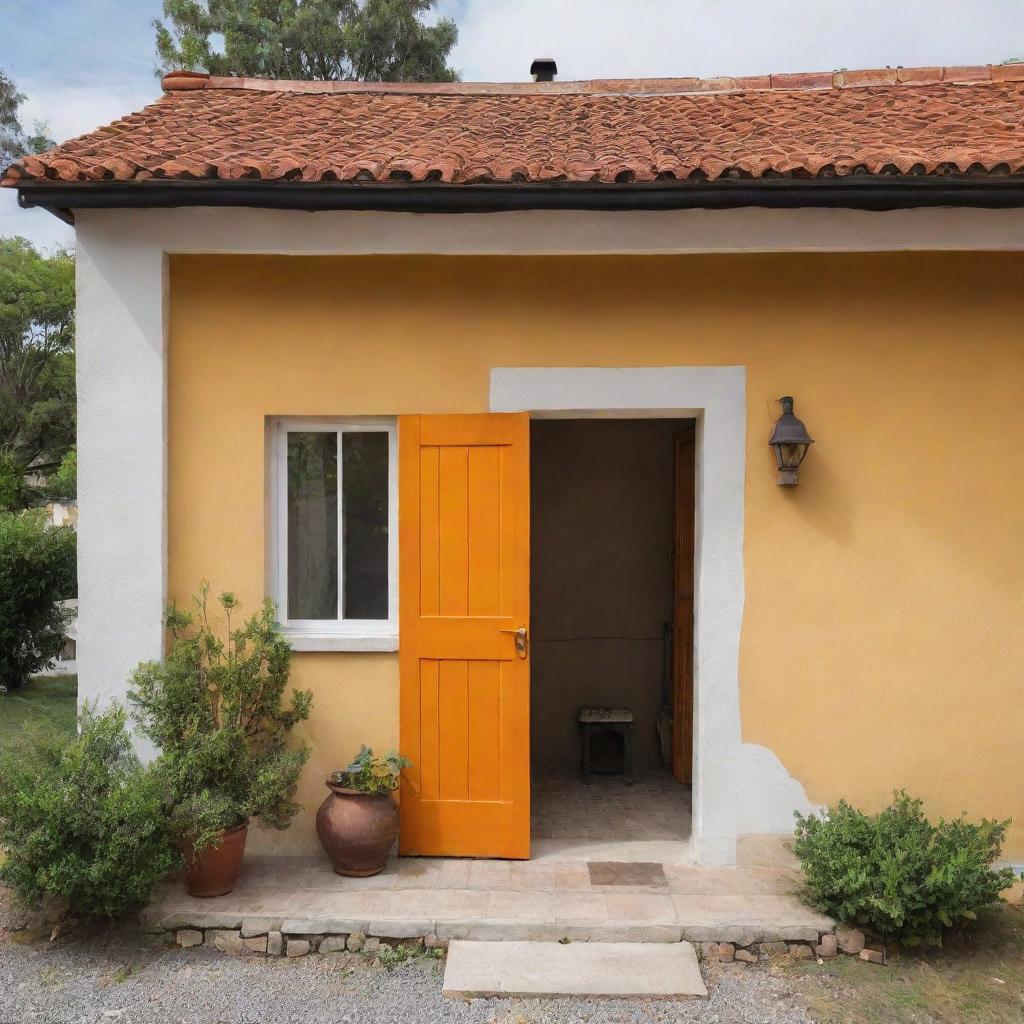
[75,225,166,759]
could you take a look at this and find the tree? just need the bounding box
[1,70,54,169]
[154,0,458,82]
[0,508,76,691]
[0,238,76,509]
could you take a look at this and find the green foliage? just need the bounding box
[0,450,33,510]
[331,745,410,794]
[1,69,55,168]
[794,791,1017,947]
[154,0,458,82]
[0,705,176,918]
[375,941,443,968]
[0,674,77,747]
[0,237,76,506]
[129,582,313,854]
[0,509,76,691]
[47,448,76,500]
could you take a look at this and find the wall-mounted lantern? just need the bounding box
[768,396,814,486]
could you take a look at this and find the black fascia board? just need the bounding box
[16,175,1024,222]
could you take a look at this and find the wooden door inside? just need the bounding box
[672,423,695,785]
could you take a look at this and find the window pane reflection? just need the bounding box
[287,431,338,620]
[343,431,389,620]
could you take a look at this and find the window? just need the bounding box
[271,419,397,650]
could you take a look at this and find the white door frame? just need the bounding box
[490,366,813,865]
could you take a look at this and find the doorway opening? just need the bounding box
[529,417,695,859]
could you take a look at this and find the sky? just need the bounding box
[4,0,1024,249]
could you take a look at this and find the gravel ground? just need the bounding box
[0,924,816,1024]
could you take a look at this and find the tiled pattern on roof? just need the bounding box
[5,64,1024,187]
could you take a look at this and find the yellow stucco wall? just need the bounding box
[168,253,1024,859]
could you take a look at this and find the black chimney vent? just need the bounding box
[530,58,558,83]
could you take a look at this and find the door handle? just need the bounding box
[498,625,529,659]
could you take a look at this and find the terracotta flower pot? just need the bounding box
[316,782,399,877]
[183,824,248,898]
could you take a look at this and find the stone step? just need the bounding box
[142,886,833,946]
[442,940,707,999]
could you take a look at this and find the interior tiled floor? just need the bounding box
[530,769,691,842]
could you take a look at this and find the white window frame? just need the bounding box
[270,417,398,652]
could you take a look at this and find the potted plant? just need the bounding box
[316,746,411,877]
[129,582,312,897]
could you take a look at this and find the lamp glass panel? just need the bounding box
[781,442,807,468]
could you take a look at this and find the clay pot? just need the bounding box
[316,782,399,877]
[183,824,248,898]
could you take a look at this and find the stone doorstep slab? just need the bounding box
[143,914,829,945]
[140,886,834,945]
[142,913,831,947]
[442,940,708,1000]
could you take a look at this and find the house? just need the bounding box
[4,63,1021,869]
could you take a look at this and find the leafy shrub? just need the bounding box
[0,705,176,918]
[48,449,76,500]
[0,452,34,511]
[330,746,411,795]
[129,582,313,855]
[794,791,1016,946]
[0,508,76,691]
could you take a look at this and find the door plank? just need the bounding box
[468,446,502,616]
[419,446,441,617]
[438,446,470,617]
[468,660,502,802]
[438,659,470,802]
[419,659,440,801]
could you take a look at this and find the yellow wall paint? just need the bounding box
[168,253,1024,858]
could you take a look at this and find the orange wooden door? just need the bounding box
[398,413,530,859]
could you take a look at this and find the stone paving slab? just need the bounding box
[141,854,833,945]
[442,940,708,999]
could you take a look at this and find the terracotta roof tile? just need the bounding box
[5,64,1024,188]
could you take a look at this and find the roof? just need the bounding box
[6,64,1024,214]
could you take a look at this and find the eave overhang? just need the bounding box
[17,175,1024,227]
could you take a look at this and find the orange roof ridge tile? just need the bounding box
[160,63,1024,97]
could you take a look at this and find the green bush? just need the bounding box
[0,452,35,511]
[0,705,176,918]
[794,791,1016,946]
[0,508,76,691]
[129,582,313,855]
[47,449,76,500]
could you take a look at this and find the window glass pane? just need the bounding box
[343,431,389,620]
[287,431,338,620]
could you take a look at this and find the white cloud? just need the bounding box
[0,192,74,253]
[3,79,159,252]
[8,0,1024,251]
[449,0,1024,82]
[18,81,159,146]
